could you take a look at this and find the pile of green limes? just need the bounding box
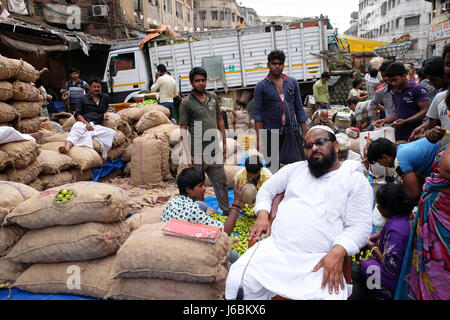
[243,204,256,217]
[211,213,256,256]
[352,250,372,264]
[137,99,159,107]
[54,189,75,204]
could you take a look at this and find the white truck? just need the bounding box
[102,19,329,105]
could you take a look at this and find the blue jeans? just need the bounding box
[196,201,239,264]
[160,102,174,121]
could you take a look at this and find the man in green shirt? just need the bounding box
[313,72,331,110]
[179,67,232,215]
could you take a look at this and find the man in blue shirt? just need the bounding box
[65,68,89,113]
[365,137,440,202]
[253,50,308,170]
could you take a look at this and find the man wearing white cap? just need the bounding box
[225,125,373,300]
[336,133,362,163]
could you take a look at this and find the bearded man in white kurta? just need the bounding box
[225,125,373,300]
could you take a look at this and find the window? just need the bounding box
[164,0,172,13]
[186,8,191,22]
[135,0,142,12]
[392,0,395,8]
[220,10,224,21]
[381,2,387,15]
[114,53,135,72]
[232,13,236,22]
[150,0,159,7]
[396,17,401,28]
[200,10,206,20]
[404,15,420,26]
[176,1,183,19]
[211,11,218,20]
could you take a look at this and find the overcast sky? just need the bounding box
[239,0,358,33]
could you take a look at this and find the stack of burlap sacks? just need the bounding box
[0,181,38,286]
[105,221,232,300]
[0,56,48,134]
[1,181,131,299]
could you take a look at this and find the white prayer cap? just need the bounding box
[308,125,336,137]
[336,133,351,151]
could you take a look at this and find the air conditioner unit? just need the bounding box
[442,2,450,12]
[92,5,109,17]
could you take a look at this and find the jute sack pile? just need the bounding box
[11,102,42,119]
[130,136,163,185]
[62,115,76,132]
[0,258,29,286]
[14,118,41,134]
[143,132,172,180]
[50,112,72,126]
[0,139,40,168]
[6,181,129,229]
[120,144,132,162]
[39,132,69,144]
[205,165,242,189]
[0,81,13,101]
[70,168,93,182]
[112,222,232,283]
[118,104,170,125]
[39,171,74,190]
[15,60,48,83]
[4,160,42,185]
[106,139,130,163]
[28,178,44,192]
[40,142,103,172]
[0,225,28,257]
[126,207,164,231]
[0,102,20,123]
[11,81,42,102]
[5,222,130,264]
[0,56,21,81]
[106,278,226,300]
[0,150,8,171]
[0,181,38,225]
[135,110,171,134]
[36,149,76,174]
[144,123,180,146]
[14,255,115,299]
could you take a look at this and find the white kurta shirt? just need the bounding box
[225,160,373,300]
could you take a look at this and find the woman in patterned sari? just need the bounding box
[395,143,450,300]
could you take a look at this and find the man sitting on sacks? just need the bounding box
[225,125,373,300]
[59,78,116,159]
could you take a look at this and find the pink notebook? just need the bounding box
[162,219,222,243]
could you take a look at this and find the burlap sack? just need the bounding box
[0,102,20,123]
[112,222,232,283]
[16,60,48,83]
[0,140,40,169]
[103,113,123,129]
[5,160,42,185]
[241,183,257,206]
[14,255,115,299]
[50,112,72,125]
[0,173,7,181]
[11,102,42,119]
[0,81,13,101]
[62,116,76,132]
[0,56,21,81]
[131,136,162,185]
[0,258,29,285]
[106,143,128,162]
[0,225,28,257]
[15,118,41,134]
[141,104,170,118]
[12,81,42,102]
[40,171,74,190]
[126,207,164,231]
[0,150,8,171]
[37,149,76,174]
[92,139,103,156]
[121,144,132,162]
[123,162,131,177]
[145,124,180,146]
[118,105,169,124]
[0,181,38,225]
[6,222,130,264]
[106,278,225,300]
[40,142,103,172]
[7,181,129,229]
[39,132,69,144]
[205,165,242,189]
[144,133,172,180]
[117,120,133,139]
[112,131,127,149]
[28,178,44,192]
[135,110,171,134]
[70,168,93,182]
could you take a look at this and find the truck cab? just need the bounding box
[103,43,152,104]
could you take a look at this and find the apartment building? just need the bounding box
[426,0,450,56]
[193,0,242,30]
[358,0,432,62]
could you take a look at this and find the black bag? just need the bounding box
[279,123,303,164]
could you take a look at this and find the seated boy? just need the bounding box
[347,97,382,131]
[233,156,273,207]
[161,167,244,261]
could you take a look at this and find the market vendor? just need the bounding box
[59,79,116,159]
[336,133,362,163]
[225,125,373,300]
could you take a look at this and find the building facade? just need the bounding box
[358,0,432,62]
[238,6,261,26]
[344,12,359,36]
[426,0,450,56]
[194,0,241,30]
